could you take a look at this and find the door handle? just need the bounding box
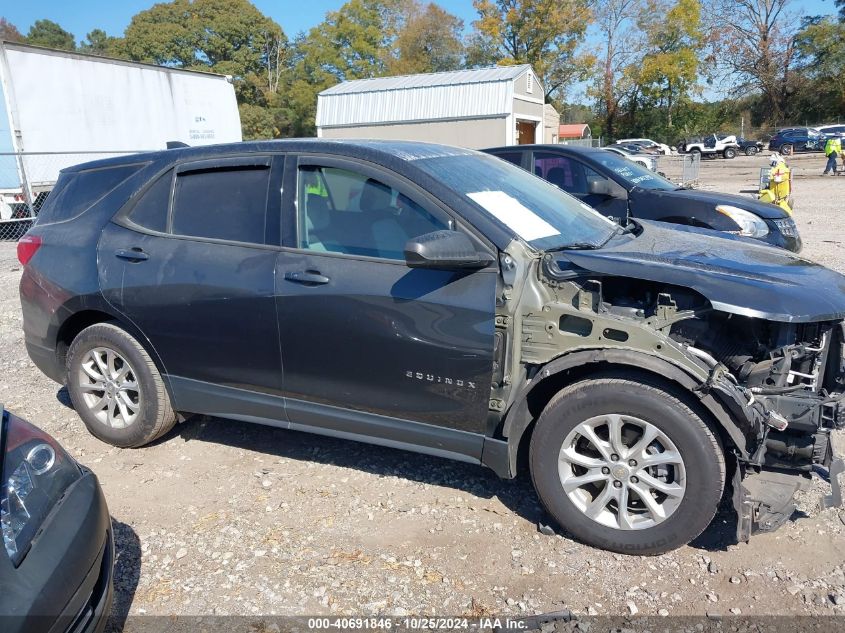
[284,271,330,285]
[115,248,149,262]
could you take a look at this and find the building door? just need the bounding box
[516,120,536,145]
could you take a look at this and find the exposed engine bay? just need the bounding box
[597,277,845,539]
[526,260,845,543]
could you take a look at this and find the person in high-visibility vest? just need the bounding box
[823,136,842,175]
[304,169,329,197]
[759,153,792,215]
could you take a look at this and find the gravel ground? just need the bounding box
[1,152,845,624]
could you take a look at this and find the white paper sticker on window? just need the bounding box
[467,191,560,241]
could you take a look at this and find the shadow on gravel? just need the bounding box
[56,386,73,409]
[107,519,141,632]
[172,413,550,531]
[165,414,754,554]
[54,389,758,555]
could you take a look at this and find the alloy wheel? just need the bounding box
[558,414,686,530]
[77,346,141,429]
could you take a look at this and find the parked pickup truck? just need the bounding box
[18,139,845,555]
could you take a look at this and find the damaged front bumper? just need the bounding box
[733,431,845,542]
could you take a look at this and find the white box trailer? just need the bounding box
[0,41,242,224]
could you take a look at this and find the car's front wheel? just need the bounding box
[529,373,725,555]
[780,143,793,155]
[745,145,759,156]
[67,322,177,448]
[723,147,737,159]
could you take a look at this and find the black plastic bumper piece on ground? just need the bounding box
[733,467,812,543]
[0,471,113,633]
[824,432,845,509]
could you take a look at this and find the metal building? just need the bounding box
[316,65,558,149]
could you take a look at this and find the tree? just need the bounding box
[388,2,464,74]
[707,0,800,123]
[0,18,24,42]
[472,0,593,101]
[636,0,703,129]
[122,0,286,105]
[836,0,845,21]
[79,29,123,57]
[792,16,845,121]
[588,0,645,140]
[239,102,279,139]
[26,19,76,51]
[283,0,400,136]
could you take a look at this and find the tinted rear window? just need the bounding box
[37,164,142,224]
[491,151,524,168]
[126,171,172,233]
[171,167,270,244]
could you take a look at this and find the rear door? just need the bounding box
[273,154,498,453]
[99,155,286,412]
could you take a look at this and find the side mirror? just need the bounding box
[587,178,613,197]
[404,230,494,270]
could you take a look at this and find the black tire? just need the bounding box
[745,146,758,156]
[529,373,725,555]
[67,322,177,448]
[689,148,701,156]
[780,143,793,155]
[723,147,737,159]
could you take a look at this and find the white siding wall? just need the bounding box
[317,82,513,128]
[320,117,508,150]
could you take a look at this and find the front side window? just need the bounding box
[533,153,601,195]
[297,166,447,260]
[171,166,270,244]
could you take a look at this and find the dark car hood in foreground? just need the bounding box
[644,187,788,220]
[555,220,845,322]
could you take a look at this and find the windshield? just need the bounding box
[414,153,618,250]
[590,152,678,191]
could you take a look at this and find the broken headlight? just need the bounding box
[1,408,82,566]
[716,205,770,238]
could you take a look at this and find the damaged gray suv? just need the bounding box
[18,140,845,554]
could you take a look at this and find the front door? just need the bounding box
[274,156,498,446]
[99,155,286,411]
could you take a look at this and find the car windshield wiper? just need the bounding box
[544,242,602,252]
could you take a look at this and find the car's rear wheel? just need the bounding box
[529,374,725,555]
[745,146,758,156]
[780,143,793,155]
[67,322,177,448]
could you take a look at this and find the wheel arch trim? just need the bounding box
[496,348,750,478]
[53,297,172,395]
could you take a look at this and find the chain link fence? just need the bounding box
[558,137,603,148]
[655,153,701,187]
[1,151,148,241]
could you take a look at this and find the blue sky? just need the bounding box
[3,0,839,105]
[3,0,480,40]
[4,0,838,42]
